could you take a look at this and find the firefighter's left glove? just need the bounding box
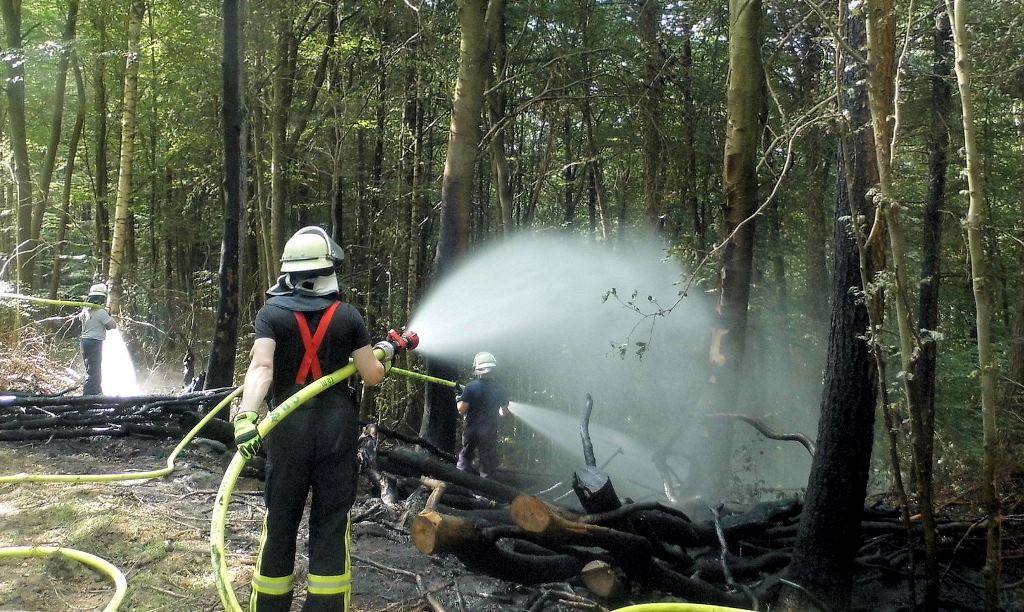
[373,341,395,373]
[233,411,263,459]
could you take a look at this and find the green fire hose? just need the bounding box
[210,348,458,610]
[0,545,127,611]
[0,292,104,310]
[0,388,242,609]
[613,605,754,612]
[0,387,242,485]
[0,328,454,611]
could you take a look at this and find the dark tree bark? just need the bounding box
[205,0,247,390]
[638,0,665,231]
[1,0,35,289]
[48,59,87,300]
[420,0,491,453]
[35,0,80,247]
[913,9,952,564]
[92,8,111,272]
[780,14,880,612]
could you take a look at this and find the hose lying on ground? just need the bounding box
[0,545,127,612]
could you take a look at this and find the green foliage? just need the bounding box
[1,0,1022,499]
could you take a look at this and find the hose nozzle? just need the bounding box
[386,329,419,354]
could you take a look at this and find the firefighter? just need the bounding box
[79,283,116,395]
[456,351,510,478]
[231,226,393,612]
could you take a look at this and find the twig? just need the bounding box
[706,412,816,456]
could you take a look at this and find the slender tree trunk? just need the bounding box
[798,30,830,321]
[703,0,763,498]
[421,0,490,453]
[485,0,512,235]
[946,1,1001,608]
[206,0,247,390]
[93,12,111,274]
[49,58,87,300]
[269,6,295,260]
[35,0,80,245]
[865,1,939,605]
[638,0,665,231]
[580,0,611,240]
[680,18,702,254]
[106,0,146,316]
[1,0,35,289]
[914,12,953,573]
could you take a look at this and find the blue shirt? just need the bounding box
[461,377,509,433]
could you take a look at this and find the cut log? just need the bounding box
[511,496,651,563]
[581,560,625,599]
[411,509,586,584]
[411,510,484,556]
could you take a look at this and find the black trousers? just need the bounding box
[81,338,103,395]
[458,426,499,478]
[250,397,360,612]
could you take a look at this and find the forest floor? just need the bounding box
[1,340,1022,611]
[3,435,1022,611]
[0,436,552,612]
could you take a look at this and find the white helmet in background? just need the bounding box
[87,283,108,298]
[473,351,497,375]
[280,226,344,273]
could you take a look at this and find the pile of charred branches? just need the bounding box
[0,389,233,441]
[354,406,1000,610]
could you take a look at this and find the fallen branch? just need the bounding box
[707,413,816,456]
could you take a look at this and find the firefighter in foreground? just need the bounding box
[231,226,395,612]
[79,283,116,395]
[456,351,510,478]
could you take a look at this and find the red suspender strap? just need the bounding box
[294,301,342,384]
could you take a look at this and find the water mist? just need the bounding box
[409,232,817,501]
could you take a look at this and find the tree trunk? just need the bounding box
[797,30,830,321]
[914,11,953,578]
[48,58,87,300]
[269,6,295,260]
[946,1,1001,607]
[703,0,762,498]
[92,11,111,274]
[1,0,35,289]
[34,0,80,246]
[420,0,491,453]
[485,0,512,235]
[580,2,612,240]
[780,13,880,612]
[638,0,665,231]
[205,0,247,390]
[107,0,146,316]
[865,0,939,604]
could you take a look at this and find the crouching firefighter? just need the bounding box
[231,226,397,612]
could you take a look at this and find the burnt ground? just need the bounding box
[2,435,1023,611]
[0,436,610,612]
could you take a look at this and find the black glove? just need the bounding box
[233,411,262,459]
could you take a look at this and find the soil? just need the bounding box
[0,436,609,612]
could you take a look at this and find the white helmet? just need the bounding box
[472,351,497,375]
[87,283,108,298]
[280,226,344,273]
